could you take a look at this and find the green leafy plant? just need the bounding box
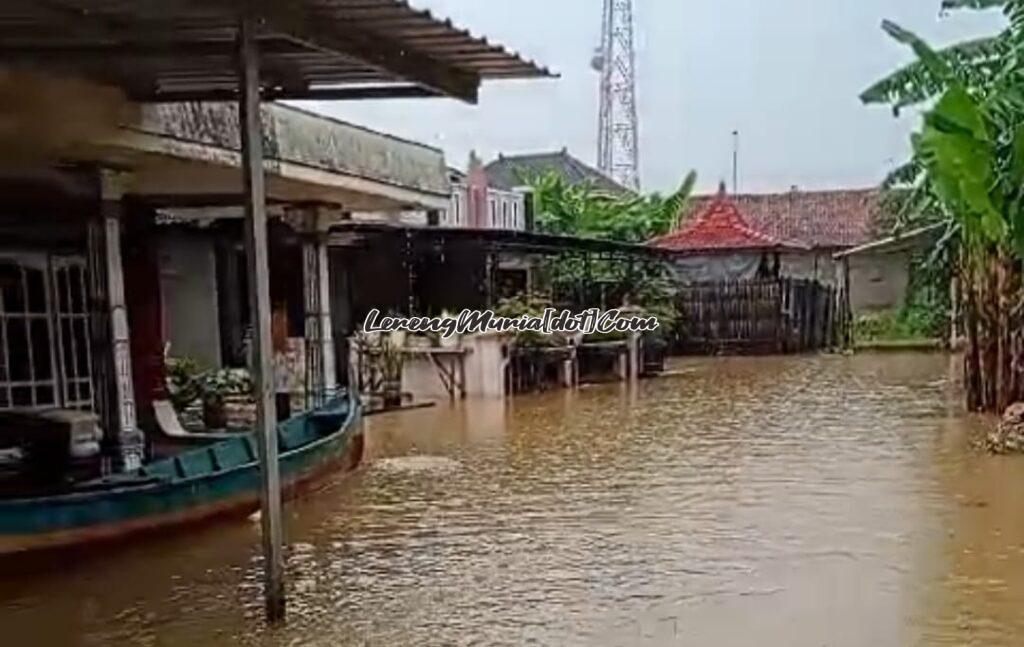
[522,170,687,335]
[854,305,946,342]
[198,368,252,408]
[494,293,564,348]
[352,330,405,384]
[165,355,204,411]
[529,170,696,243]
[862,0,1024,411]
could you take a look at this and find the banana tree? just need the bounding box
[862,0,1024,411]
[530,170,696,243]
[527,169,696,318]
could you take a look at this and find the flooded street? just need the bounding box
[3,353,1024,646]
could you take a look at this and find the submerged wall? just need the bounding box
[846,249,912,313]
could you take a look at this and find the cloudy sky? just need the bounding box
[297,1,1005,195]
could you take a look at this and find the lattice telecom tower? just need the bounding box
[591,0,640,190]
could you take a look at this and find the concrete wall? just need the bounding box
[780,251,839,285]
[846,249,912,313]
[158,229,222,367]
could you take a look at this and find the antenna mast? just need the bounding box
[592,0,640,190]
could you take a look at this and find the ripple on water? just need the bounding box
[3,353,1024,646]
[371,455,462,475]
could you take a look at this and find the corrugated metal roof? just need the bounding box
[328,221,666,257]
[832,223,944,258]
[0,0,553,103]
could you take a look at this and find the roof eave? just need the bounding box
[0,0,555,106]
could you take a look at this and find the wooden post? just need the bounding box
[405,230,416,315]
[237,14,285,624]
[485,251,495,308]
[842,257,852,348]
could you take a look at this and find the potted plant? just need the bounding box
[406,333,432,349]
[165,354,203,412]
[638,303,676,375]
[378,330,405,407]
[437,310,461,348]
[199,368,252,430]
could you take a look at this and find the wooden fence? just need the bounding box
[674,278,841,355]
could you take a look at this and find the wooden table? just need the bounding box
[401,347,472,400]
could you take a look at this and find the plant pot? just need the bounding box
[641,337,667,375]
[203,401,227,430]
[439,333,460,349]
[407,335,431,349]
[382,379,402,407]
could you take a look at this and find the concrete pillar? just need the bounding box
[627,332,641,383]
[90,169,144,472]
[290,205,339,407]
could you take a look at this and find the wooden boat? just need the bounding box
[0,394,363,555]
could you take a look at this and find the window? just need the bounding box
[51,258,93,409]
[0,254,92,411]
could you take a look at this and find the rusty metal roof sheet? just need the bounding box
[0,0,553,103]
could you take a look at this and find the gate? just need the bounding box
[675,278,839,355]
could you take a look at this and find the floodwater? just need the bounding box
[3,353,1024,646]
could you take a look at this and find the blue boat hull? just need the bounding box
[0,395,363,555]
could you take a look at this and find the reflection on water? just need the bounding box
[2,353,1024,646]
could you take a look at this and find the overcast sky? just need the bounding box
[297,1,1005,195]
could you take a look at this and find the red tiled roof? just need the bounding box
[649,191,807,253]
[679,188,885,249]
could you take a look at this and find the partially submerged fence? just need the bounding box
[675,278,840,355]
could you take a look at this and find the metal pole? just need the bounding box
[237,13,285,623]
[732,130,739,195]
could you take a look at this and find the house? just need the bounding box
[649,185,810,283]
[375,155,531,232]
[670,186,889,284]
[0,0,550,475]
[833,223,945,314]
[484,148,631,195]
[658,185,928,315]
[456,152,530,231]
[649,185,844,354]
[432,147,627,233]
[0,100,452,459]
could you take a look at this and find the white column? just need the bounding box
[294,205,338,407]
[98,169,144,472]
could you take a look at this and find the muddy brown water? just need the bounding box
[2,353,1024,646]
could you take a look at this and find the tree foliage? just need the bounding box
[864,2,1024,252]
[521,170,697,336]
[863,0,1024,413]
[530,170,696,243]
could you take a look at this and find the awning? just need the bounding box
[0,0,553,103]
[832,223,944,259]
[329,222,669,258]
